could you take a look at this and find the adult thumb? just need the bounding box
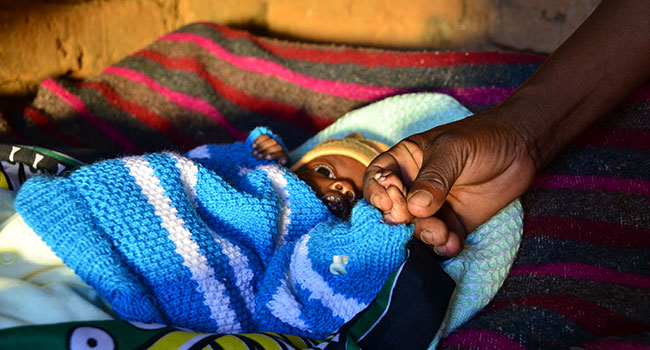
[406,146,462,219]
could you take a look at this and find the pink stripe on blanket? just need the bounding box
[104,66,247,141]
[160,32,406,101]
[41,79,143,153]
[443,329,526,349]
[531,174,650,196]
[510,263,650,288]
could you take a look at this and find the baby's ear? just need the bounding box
[345,132,365,139]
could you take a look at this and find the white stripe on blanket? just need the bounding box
[124,156,242,333]
[171,154,257,316]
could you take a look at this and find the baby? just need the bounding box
[13,127,412,338]
[252,132,388,220]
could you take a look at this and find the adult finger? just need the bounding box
[413,216,448,246]
[406,135,465,219]
[414,202,466,256]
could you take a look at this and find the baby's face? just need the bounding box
[293,154,366,219]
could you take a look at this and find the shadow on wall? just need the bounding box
[0,0,599,99]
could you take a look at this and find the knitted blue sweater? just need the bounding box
[14,127,412,338]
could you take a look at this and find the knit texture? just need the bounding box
[14,127,412,338]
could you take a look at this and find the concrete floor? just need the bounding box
[0,0,600,98]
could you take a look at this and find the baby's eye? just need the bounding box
[314,165,335,179]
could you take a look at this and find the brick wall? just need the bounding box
[0,0,599,97]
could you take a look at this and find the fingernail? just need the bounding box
[369,193,378,207]
[373,172,382,180]
[433,245,447,256]
[252,143,258,148]
[280,158,287,165]
[266,155,272,160]
[419,230,433,244]
[408,190,433,208]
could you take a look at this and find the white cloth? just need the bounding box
[0,189,114,329]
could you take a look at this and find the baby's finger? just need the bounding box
[257,136,280,151]
[260,143,284,155]
[252,134,271,148]
[375,171,407,195]
[364,170,393,213]
[266,150,289,165]
[382,185,413,224]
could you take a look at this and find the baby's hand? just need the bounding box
[252,134,289,166]
[371,170,415,225]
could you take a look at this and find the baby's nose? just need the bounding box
[330,180,356,200]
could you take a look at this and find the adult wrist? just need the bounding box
[489,88,554,173]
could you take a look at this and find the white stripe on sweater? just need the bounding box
[258,164,292,252]
[291,234,367,321]
[171,154,257,315]
[124,156,242,333]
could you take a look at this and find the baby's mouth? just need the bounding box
[321,192,351,219]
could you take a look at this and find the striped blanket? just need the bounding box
[1,22,648,348]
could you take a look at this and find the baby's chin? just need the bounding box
[321,191,353,220]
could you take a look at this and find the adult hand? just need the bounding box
[365,0,650,257]
[363,108,537,256]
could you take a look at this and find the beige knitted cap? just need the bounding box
[290,133,389,171]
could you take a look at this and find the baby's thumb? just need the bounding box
[406,152,460,219]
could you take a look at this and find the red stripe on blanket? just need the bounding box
[572,127,650,149]
[584,339,650,349]
[629,85,650,101]
[443,329,526,349]
[209,24,547,67]
[23,107,86,148]
[483,295,650,336]
[524,216,650,248]
[531,174,650,196]
[134,49,334,132]
[103,66,247,141]
[79,82,201,149]
[510,263,650,288]
[41,79,143,153]
[160,33,407,101]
